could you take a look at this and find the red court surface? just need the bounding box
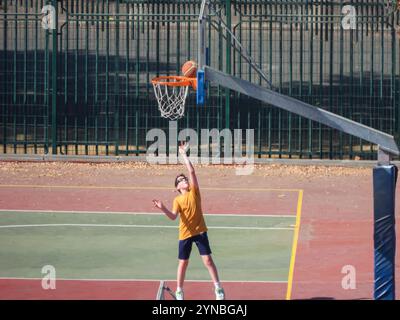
[0,279,286,300]
[0,161,399,300]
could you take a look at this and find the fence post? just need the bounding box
[51,0,58,154]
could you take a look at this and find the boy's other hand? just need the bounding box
[152,199,164,210]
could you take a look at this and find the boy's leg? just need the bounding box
[177,259,189,289]
[176,237,193,299]
[201,254,220,283]
[201,255,225,300]
[194,233,220,283]
[195,233,225,300]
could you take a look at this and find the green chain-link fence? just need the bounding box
[1,0,400,159]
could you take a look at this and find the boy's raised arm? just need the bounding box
[179,142,199,189]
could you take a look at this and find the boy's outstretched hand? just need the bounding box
[179,141,189,156]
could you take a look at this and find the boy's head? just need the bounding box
[175,174,189,194]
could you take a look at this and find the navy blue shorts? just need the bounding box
[178,232,212,260]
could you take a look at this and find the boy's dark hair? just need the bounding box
[175,173,187,191]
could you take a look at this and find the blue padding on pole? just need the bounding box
[196,70,205,106]
[373,165,397,300]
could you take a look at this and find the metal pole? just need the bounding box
[374,147,397,300]
[225,0,231,129]
[198,0,207,70]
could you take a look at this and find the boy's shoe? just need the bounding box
[215,287,225,300]
[175,289,184,300]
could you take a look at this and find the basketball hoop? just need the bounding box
[152,76,197,120]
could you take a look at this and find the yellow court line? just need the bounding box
[0,184,302,193]
[286,189,303,300]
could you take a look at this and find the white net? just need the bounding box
[152,77,190,120]
[385,0,400,16]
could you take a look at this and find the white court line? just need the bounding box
[0,277,288,283]
[0,209,296,218]
[0,223,294,231]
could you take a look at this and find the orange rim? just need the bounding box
[151,76,197,90]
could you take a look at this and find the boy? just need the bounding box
[152,142,225,300]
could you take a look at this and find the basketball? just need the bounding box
[181,60,197,78]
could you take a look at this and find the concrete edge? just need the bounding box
[1,153,398,168]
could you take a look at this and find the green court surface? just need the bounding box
[0,211,295,282]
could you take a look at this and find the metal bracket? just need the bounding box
[377,146,393,166]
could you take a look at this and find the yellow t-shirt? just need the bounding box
[172,184,208,240]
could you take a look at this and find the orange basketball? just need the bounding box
[181,60,197,78]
